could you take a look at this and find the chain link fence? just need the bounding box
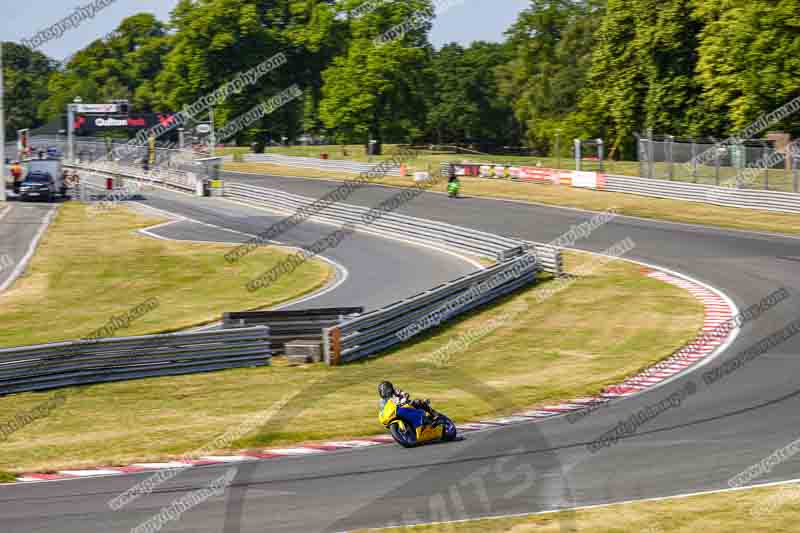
[637,134,800,192]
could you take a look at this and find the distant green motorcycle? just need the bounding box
[447,179,461,198]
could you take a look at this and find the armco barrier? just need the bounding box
[0,327,272,396]
[243,153,404,177]
[323,255,539,365]
[603,174,800,214]
[223,182,563,275]
[63,159,562,273]
[223,308,363,354]
[441,162,800,215]
[56,163,562,371]
[66,160,198,192]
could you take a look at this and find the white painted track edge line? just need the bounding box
[0,206,58,294]
[2,191,736,484]
[222,168,800,242]
[130,203,350,318]
[346,476,800,532]
[216,195,488,271]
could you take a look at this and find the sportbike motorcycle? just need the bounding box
[447,179,461,198]
[379,398,457,447]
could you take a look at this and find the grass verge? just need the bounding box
[0,203,332,348]
[225,161,800,236]
[356,482,800,532]
[0,250,702,475]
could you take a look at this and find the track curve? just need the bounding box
[122,182,480,311]
[2,172,800,532]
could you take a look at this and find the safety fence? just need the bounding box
[49,163,563,373]
[242,153,404,177]
[62,156,564,272]
[441,162,604,186]
[603,174,800,214]
[637,134,799,192]
[0,327,272,396]
[223,308,363,354]
[24,136,209,169]
[74,182,127,202]
[66,160,199,193]
[323,255,539,364]
[442,162,800,215]
[223,182,563,274]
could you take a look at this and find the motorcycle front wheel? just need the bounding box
[441,417,457,441]
[390,423,416,448]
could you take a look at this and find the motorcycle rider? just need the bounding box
[378,381,440,425]
[447,170,461,198]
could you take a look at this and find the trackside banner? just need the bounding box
[72,113,181,135]
[450,163,606,190]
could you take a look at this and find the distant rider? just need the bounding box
[378,381,440,424]
[447,167,461,198]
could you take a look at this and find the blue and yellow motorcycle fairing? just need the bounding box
[379,399,457,448]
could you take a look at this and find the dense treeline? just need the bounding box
[4,0,800,158]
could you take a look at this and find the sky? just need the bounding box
[1,0,530,62]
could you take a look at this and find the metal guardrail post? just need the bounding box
[639,136,650,180]
[764,141,770,191]
[715,151,721,186]
[666,135,674,180]
[636,133,644,179]
[322,327,332,364]
[328,327,342,366]
[734,142,745,188]
[574,139,582,171]
[555,130,562,171]
[597,138,605,172]
[690,137,697,182]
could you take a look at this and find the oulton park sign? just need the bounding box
[72,113,180,133]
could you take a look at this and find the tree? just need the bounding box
[425,42,517,146]
[2,42,55,137]
[497,0,602,153]
[153,0,349,144]
[38,14,170,121]
[319,0,434,145]
[693,0,800,137]
[578,0,703,158]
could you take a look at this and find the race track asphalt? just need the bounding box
[2,171,800,532]
[0,202,56,293]
[83,175,479,311]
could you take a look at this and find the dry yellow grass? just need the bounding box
[225,161,800,236]
[0,203,333,347]
[358,482,800,532]
[0,248,702,474]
